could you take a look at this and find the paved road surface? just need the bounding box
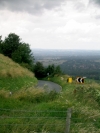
[37,80,62,93]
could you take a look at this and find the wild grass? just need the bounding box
[0,54,34,78]
[48,75,100,132]
[0,54,100,132]
[0,78,100,132]
[0,76,37,91]
[1,74,100,132]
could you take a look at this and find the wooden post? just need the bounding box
[65,108,72,133]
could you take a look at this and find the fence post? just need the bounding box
[65,108,72,133]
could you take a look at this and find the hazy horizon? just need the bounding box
[32,48,100,51]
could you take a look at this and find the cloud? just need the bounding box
[0,0,66,14]
[0,0,100,50]
[89,0,100,5]
[88,0,100,19]
[71,0,87,11]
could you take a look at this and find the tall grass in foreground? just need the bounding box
[0,87,66,133]
[44,75,100,132]
[1,78,100,132]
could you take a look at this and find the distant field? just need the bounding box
[37,58,67,66]
[94,59,100,62]
[60,56,100,80]
[35,54,100,80]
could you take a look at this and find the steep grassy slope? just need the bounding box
[0,54,35,78]
[0,54,37,91]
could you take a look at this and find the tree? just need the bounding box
[0,36,2,53]
[55,65,62,75]
[34,62,46,78]
[12,43,34,64]
[12,43,34,71]
[1,33,21,57]
[46,64,62,76]
[34,62,62,79]
[46,64,55,76]
[0,33,34,71]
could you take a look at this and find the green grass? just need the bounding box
[1,76,100,132]
[0,54,100,132]
[46,75,100,133]
[0,54,34,78]
[0,76,37,91]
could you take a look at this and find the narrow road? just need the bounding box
[37,80,62,93]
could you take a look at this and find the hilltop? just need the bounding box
[0,54,100,132]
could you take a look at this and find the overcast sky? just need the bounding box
[0,0,100,50]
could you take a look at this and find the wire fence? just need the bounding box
[0,108,100,133]
[0,108,67,133]
[70,109,100,133]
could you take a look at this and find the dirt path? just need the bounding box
[36,80,62,93]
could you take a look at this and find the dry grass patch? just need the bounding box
[0,54,34,78]
[13,87,45,98]
[0,89,10,98]
[0,87,45,102]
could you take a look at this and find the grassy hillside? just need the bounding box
[0,54,100,132]
[0,54,34,78]
[0,54,37,91]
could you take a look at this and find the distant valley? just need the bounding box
[33,49,100,80]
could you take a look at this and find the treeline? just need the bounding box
[34,62,62,79]
[0,33,62,79]
[60,57,100,80]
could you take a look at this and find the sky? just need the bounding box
[0,0,100,50]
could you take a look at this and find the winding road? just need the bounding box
[36,80,62,93]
